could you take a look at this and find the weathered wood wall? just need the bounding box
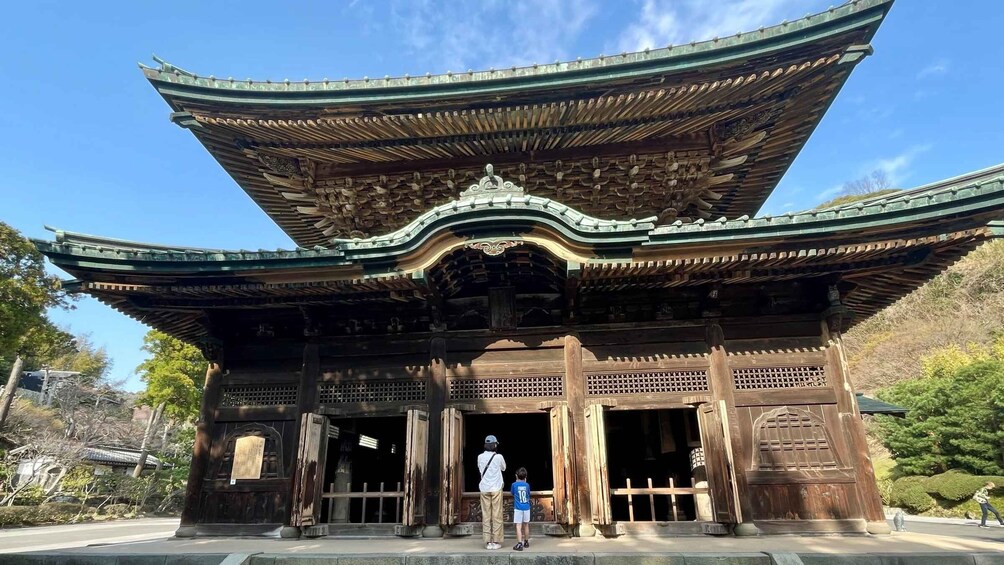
[188,313,882,535]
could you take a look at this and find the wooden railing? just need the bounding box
[459,490,555,522]
[609,478,707,522]
[321,481,403,524]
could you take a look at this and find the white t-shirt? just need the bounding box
[477,450,506,493]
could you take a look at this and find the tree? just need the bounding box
[0,222,73,370]
[0,222,76,430]
[132,331,204,476]
[877,339,1004,476]
[815,170,900,210]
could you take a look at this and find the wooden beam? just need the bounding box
[176,359,224,537]
[425,337,447,532]
[821,311,891,535]
[564,262,581,325]
[563,334,590,534]
[706,322,756,535]
[314,135,710,179]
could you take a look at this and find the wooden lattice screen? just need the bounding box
[585,370,709,395]
[752,407,842,471]
[448,376,564,400]
[731,366,827,390]
[318,379,427,404]
[220,384,299,407]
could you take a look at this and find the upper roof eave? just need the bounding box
[141,0,891,108]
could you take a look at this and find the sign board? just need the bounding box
[231,435,266,480]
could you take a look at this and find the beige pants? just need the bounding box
[480,490,504,544]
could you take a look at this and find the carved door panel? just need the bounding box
[291,413,329,527]
[403,408,430,526]
[698,400,741,524]
[549,403,574,525]
[584,403,612,525]
[440,407,464,527]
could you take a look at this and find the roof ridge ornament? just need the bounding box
[459,164,525,198]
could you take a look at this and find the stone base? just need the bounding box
[174,525,197,538]
[866,520,892,535]
[302,524,329,538]
[733,522,760,537]
[574,523,598,537]
[422,525,444,538]
[279,526,301,538]
[394,524,423,537]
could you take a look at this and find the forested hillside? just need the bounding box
[845,239,1004,392]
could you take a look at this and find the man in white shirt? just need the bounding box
[477,434,506,550]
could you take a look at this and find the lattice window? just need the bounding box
[213,424,285,479]
[318,379,427,404]
[220,385,298,407]
[449,376,564,400]
[586,370,709,395]
[732,366,827,390]
[752,407,842,471]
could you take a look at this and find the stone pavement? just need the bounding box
[7,528,1004,565]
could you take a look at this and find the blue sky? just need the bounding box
[2,1,1002,391]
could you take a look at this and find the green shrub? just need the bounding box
[103,503,131,516]
[0,504,82,526]
[890,476,936,513]
[13,484,46,506]
[924,471,1004,501]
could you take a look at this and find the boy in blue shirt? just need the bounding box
[511,467,531,551]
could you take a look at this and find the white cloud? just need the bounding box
[615,0,829,53]
[864,144,933,187]
[815,184,844,202]
[917,58,950,79]
[390,0,598,73]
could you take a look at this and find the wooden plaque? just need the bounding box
[231,435,266,480]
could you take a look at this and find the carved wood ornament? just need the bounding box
[466,240,523,256]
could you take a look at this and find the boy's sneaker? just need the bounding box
[523,539,530,548]
[492,543,502,550]
[513,542,524,551]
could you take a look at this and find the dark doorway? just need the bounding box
[463,413,554,492]
[322,416,406,524]
[604,409,701,522]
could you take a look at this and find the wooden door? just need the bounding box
[403,408,430,526]
[439,407,464,527]
[291,413,329,527]
[549,403,574,525]
[698,400,741,524]
[584,403,612,525]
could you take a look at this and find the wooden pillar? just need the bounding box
[424,336,447,536]
[176,359,223,537]
[282,340,321,538]
[563,333,592,535]
[706,322,756,535]
[822,312,890,535]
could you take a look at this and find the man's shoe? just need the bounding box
[523,539,530,548]
[979,524,990,528]
[486,543,493,549]
[513,542,524,551]
[492,543,502,550]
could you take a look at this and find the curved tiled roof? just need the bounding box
[141,0,889,102]
[140,0,892,248]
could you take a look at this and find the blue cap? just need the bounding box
[484,435,498,444]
